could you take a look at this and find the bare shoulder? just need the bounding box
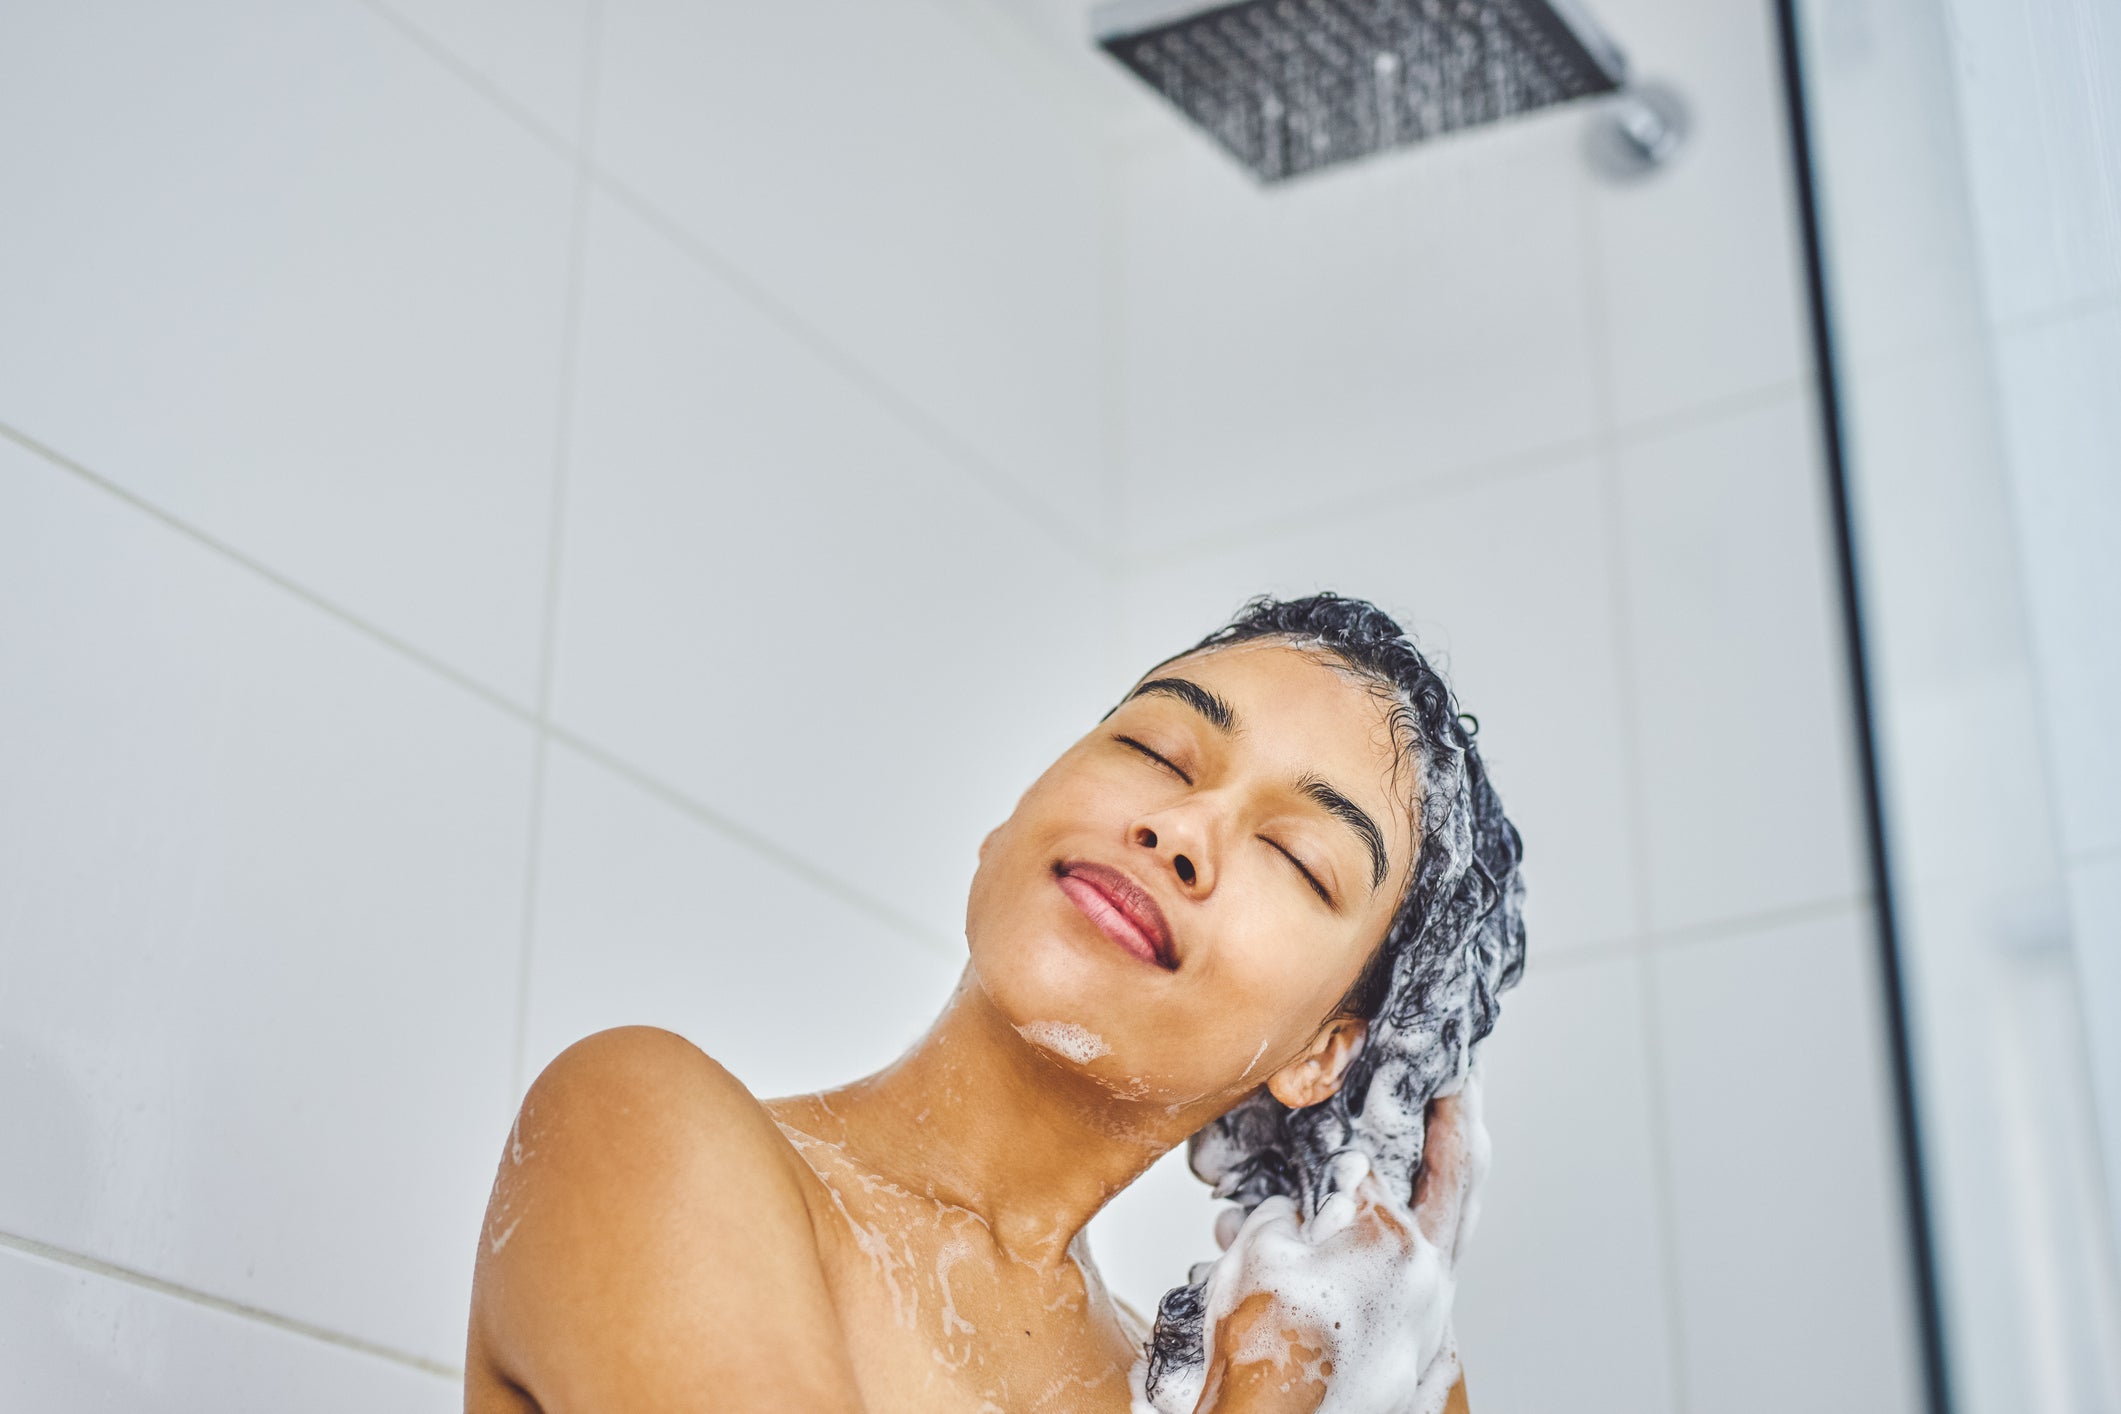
[467,1027,863,1414]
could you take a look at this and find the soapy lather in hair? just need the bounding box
[1134,594,1527,1413]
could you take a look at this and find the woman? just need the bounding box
[465,593,1526,1413]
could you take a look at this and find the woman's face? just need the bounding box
[965,639,1419,1110]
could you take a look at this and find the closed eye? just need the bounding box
[1263,837,1334,908]
[1114,734,1192,786]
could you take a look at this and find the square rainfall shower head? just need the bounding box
[1094,0,1628,183]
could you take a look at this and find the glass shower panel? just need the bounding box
[1789,0,2121,1409]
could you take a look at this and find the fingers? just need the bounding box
[1310,1188,1360,1243]
[1412,1093,1468,1261]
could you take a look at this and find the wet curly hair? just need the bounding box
[1136,593,1527,1403]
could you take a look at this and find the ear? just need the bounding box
[1266,1017,1369,1110]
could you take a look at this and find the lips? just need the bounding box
[1055,860,1178,971]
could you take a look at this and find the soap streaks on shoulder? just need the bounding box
[469,1026,865,1413]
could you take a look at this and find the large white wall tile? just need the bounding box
[1833,341,2023,710]
[368,0,595,142]
[593,0,1107,535]
[1086,1145,1222,1324]
[1455,955,1679,1414]
[0,0,576,706]
[1941,0,2121,323]
[1116,114,1597,549]
[551,192,1113,948]
[1996,303,2121,863]
[2066,852,2121,1249]
[1617,393,1866,933]
[1651,907,1924,1414]
[523,743,964,1099]
[0,444,534,1366]
[1118,457,1640,955]
[1793,0,1993,371]
[0,1245,458,1414]
[1589,0,1811,427]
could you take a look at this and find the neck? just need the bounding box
[799,968,1220,1270]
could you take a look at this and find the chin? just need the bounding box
[969,907,1118,1028]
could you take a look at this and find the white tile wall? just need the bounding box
[1941,0,2121,324]
[1996,303,2121,864]
[1086,1144,1223,1322]
[1616,392,1868,933]
[592,0,1109,537]
[1832,343,2025,707]
[0,0,1935,1398]
[522,742,965,1097]
[1455,955,1681,1414]
[0,442,534,1366]
[0,1244,458,1414]
[1115,113,1599,550]
[366,0,596,142]
[550,191,1113,946]
[1651,906,1924,1414]
[1793,0,1993,370]
[0,0,578,708]
[1588,0,1813,428]
[1116,455,1641,955]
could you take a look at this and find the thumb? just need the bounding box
[1412,1094,1468,1262]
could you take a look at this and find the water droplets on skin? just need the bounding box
[486,1215,523,1255]
[773,1115,1147,1412]
[483,1104,538,1257]
[779,1124,922,1328]
[932,1237,979,1372]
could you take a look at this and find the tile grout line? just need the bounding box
[1607,375,1808,448]
[347,0,1823,626]
[1523,890,1881,978]
[348,0,575,160]
[0,419,536,731]
[1836,281,2118,389]
[349,0,1109,581]
[1574,162,1695,1414]
[581,169,1116,575]
[2066,842,2121,871]
[0,1229,462,1381]
[1646,890,1875,953]
[1124,428,1607,574]
[914,0,1120,134]
[1520,934,1640,976]
[1988,282,2121,339]
[545,725,960,963]
[1112,374,1810,579]
[353,0,1815,595]
[0,418,959,985]
[511,0,605,1104]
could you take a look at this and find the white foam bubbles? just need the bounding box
[1018,1020,1112,1064]
[1137,1069,1489,1414]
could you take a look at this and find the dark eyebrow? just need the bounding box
[1297,775,1390,893]
[1118,675,1387,892]
[1128,677,1239,734]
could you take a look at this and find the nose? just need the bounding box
[1132,810,1215,894]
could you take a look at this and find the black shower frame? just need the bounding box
[1770,3,1953,1411]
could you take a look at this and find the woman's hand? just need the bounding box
[1189,1069,1489,1414]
